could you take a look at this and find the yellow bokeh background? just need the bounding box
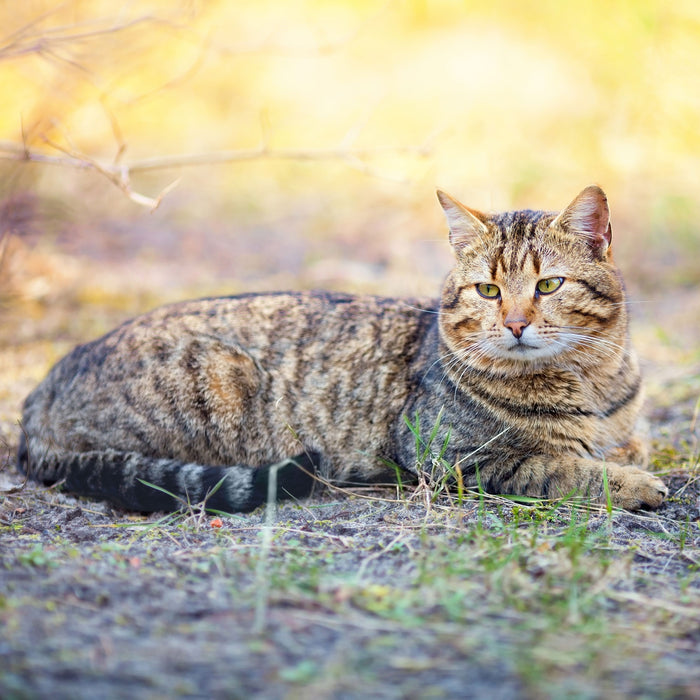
[1,0,700,295]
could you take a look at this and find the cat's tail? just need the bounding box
[17,434,319,513]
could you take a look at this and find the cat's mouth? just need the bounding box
[508,343,545,357]
[500,338,559,361]
[504,335,541,352]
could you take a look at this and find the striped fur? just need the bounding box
[18,186,667,512]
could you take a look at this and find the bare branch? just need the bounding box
[127,144,430,172]
[0,138,430,210]
[0,1,430,208]
[0,14,179,62]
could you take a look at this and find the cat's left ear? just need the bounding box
[551,185,612,258]
[437,190,489,252]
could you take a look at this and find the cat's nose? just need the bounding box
[504,318,529,338]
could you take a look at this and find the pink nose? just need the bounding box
[505,319,529,338]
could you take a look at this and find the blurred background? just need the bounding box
[1,0,699,438]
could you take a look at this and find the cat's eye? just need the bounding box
[476,283,500,299]
[536,277,564,295]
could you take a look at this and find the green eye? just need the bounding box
[536,277,564,295]
[476,283,500,299]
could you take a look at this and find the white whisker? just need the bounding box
[401,302,441,315]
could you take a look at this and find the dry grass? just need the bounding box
[1,467,699,698]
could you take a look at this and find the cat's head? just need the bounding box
[437,185,626,369]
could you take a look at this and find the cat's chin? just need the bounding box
[491,342,562,364]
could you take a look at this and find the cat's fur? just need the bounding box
[18,186,668,512]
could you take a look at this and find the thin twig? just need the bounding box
[126,144,430,172]
[0,15,174,61]
[0,139,430,210]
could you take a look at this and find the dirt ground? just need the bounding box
[1,219,699,699]
[1,474,699,700]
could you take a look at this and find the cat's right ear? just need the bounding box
[437,190,489,252]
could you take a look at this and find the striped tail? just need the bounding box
[17,435,318,513]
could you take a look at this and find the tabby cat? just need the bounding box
[18,186,667,513]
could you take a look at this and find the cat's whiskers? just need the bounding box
[556,337,631,370]
[418,342,471,394]
[544,336,604,368]
[561,329,630,358]
[449,341,493,396]
[401,302,441,315]
[421,344,471,388]
[432,335,493,397]
[441,346,475,388]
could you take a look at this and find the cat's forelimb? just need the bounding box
[487,453,667,510]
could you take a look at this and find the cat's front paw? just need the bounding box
[607,466,667,511]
